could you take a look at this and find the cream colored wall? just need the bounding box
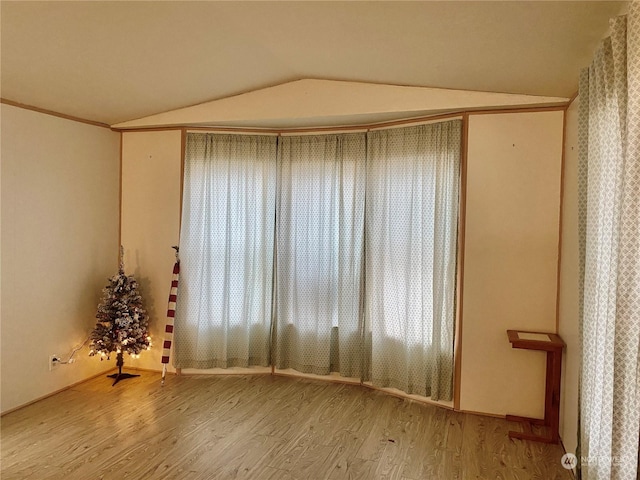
[1,105,120,413]
[460,111,564,418]
[120,131,182,372]
[120,111,565,419]
[558,98,579,455]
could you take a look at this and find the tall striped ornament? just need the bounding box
[161,258,180,385]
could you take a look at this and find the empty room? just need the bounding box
[1,1,638,479]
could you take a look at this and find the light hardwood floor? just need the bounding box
[1,372,573,480]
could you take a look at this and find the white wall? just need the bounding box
[558,98,580,455]
[460,111,564,418]
[1,105,120,413]
[120,130,182,372]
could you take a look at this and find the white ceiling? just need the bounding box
[0,1,627,126]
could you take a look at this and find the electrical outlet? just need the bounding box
[49,355,60,371]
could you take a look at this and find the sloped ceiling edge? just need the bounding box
[112,79,569,130]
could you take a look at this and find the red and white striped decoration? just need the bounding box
[161,259,180,384]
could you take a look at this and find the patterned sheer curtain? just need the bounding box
[174,124,460,401]
[365,121,461,401]
[275,134,366,377]
[174,133,277,369]
[577,4,639,480]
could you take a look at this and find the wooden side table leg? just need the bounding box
[508,348,563,444]
[505,330,565,444]
[544,351,554,426]
[547,349,562,443]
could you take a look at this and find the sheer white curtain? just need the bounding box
[578,5,639,480]
[174,133,277,369]
[365,121,461,401]
[174,123,461,400]
[275,134,366,377]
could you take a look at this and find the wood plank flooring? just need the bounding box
[1,372,573,479]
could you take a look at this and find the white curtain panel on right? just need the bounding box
[578,3,640,480]
[365,120,462,401]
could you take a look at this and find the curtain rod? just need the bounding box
[185,111,466,137]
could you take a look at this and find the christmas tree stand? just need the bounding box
[107,352,140,386]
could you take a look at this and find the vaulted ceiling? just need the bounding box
[0,1,627,127]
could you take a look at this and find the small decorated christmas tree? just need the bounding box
[90,246,151,385]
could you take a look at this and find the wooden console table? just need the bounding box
[505,330,565,444]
